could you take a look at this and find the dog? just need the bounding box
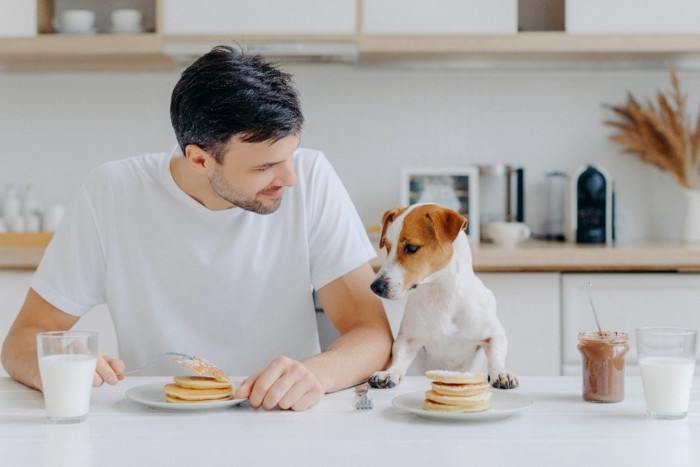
[368,203,518,390]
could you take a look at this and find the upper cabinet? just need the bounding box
[162,0,357,36]
[2,0,700,69]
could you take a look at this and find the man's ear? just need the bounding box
[184,144,213,174]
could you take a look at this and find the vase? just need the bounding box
[682,189,700,243]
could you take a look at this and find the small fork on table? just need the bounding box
[355,382,373,410]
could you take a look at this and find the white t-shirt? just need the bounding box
[31,149,375,376]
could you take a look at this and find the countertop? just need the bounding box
[4,233,700,272]
[1,375,698,466]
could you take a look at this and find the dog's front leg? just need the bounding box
[368,336,423,389]
[482,334,519,389]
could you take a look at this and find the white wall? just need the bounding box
[1,62,697,242]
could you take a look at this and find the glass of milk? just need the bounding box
[37,331,98,423]
[636,327,697,420]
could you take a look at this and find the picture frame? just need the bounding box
[400,167,480,245]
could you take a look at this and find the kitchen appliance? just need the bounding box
[543,171,568,241]
[479,164,524,241]
[569,164,614,244]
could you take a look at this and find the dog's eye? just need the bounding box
[404,244,421,254]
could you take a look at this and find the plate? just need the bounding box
[125,382,247,411]
[392,390,533,421]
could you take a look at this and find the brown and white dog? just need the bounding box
[368,203,518,389]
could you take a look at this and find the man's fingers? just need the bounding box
[93,355,120,387]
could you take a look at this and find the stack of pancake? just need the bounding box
[164,376,234,403]
[423,370,491,413]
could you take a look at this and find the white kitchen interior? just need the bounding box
[4,2,700,465]
[2,0,700,380]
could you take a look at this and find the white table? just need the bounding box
[1,376,699,466]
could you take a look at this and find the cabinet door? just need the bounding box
[480,273,561,376]
[163,0,357,35]
[0,271,118,377]
[363,0,517,35]
[562,273,700,375]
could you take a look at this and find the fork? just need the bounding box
[355,382,373,410]
[115,351,196,375]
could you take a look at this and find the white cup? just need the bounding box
[636,327,697,420]
[59,9,95,32]
[110,9,142,31]
[37,331,98,423]
[488,222,531,247]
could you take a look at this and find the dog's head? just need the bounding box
[370,203,467,299]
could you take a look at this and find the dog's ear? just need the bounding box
[379,206,407,250]
[427,208,467,251]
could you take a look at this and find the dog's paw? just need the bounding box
[368,370,402,389]
[488,369,519,389]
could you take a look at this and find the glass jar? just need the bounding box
[577,331,629,403]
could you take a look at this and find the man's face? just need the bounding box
[208,134,299,215]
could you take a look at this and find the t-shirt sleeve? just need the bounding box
[306,153,376,290]
[31,185,107,317]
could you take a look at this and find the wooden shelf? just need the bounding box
[358,32,700,62]
[3,31,700,69]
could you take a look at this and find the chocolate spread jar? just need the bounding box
[577,331,629,403]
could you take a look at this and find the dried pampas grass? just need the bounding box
[604,69,700,189]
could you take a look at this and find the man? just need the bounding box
[1,46,392,411]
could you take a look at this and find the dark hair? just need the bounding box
[170,45,304,163]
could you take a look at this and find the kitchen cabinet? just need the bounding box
[479,273,561,376]
[561,272,700,376]
[0,270,118,377]
[3,0,700,69]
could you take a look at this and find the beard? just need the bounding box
[209,166,282,215]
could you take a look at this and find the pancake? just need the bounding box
[173,376,233,390]
[165,393,234,404]
[425,389,491,406]
[164,383,233,401]
[422,398,491,413]
[172,355,231,383]
[423,370,491,413]
[425,370,488,385]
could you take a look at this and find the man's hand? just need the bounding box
[235,356,325,411]
[93,355,125,387]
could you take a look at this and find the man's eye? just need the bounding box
[404,244,421,254]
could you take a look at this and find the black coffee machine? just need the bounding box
[569,165,614,244]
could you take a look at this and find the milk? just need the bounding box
[39,354,97,420]
[639,356,695,415]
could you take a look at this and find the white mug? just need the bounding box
[488,222,531,247]
[59,10,95,32]
[110,9,142,30]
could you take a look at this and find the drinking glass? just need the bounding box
[636,327,697,419]
[37,331,98,423]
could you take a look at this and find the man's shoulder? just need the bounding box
[87,152,169,183]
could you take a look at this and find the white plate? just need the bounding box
[392,390,533,421]
[125,382,247,411]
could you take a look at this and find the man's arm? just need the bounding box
[236,263,393,410]
[1,288,125,390]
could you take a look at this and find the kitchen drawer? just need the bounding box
[363,0,517,35]
[163,0,357,35]
[562,273,700,375]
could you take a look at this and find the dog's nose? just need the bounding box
[370,279,388,297]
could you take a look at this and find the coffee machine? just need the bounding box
[479,164,525,241]
[568,164,614,244]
